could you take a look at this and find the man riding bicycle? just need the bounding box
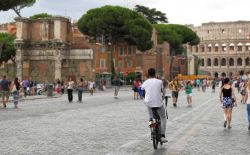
[141,68,168,143]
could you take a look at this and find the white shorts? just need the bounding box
[187,93,192,97]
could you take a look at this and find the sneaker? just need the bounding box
[173,103,177,107]
[148,120,153,127]
[248,125,250,131]
[160,137,168,143]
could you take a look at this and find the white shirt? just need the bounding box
[141,78,163,107]
[89,82,95,89]
[67,81,74,89]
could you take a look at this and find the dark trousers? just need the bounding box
[67,89,73,102]
[78,90,83,102]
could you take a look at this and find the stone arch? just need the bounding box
[221,58,226,66]
[221,72,226,77]
[214,58,218,66]
[229,58,234,66]
[245,57,250,66]
[237,58,242,66]
[207,58,211,66]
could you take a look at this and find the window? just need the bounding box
[201,46,205,52]
[201,59,205,66]
[229,45,234,51]
[214,44,219,52]
[118,60,123,67]
[207,58,211,66]
[246,58,250,66]
[239,29,242,33]
[127,46,132,55]
[214,58,218,66]
[208,47,212,52]
[222,29,225,33]
[119,47,123,56]
[100,59,105,68]
[229,58,234,66]
[238,46,242,51]
[221,58,226,66]
[237,58,242,66]
[127,60,132,67]
[222,46,227,52]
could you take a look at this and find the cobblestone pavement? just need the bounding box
[0,88,249,155]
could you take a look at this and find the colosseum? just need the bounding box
[187,21,250,78]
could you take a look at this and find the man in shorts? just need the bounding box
[169,78,180,107]
[1,76,9,108]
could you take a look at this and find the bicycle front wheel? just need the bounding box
[153,136,158,150]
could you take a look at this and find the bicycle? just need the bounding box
[150,107,162,150]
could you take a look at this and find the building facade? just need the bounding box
[187,21,250,78]
[14,17,94,82]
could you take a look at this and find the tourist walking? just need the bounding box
[10,78,21,108]
[133,80,140,100]
[61,80,65,94]
[211,79,216,93]
[240,81,247,104]
[245,81,250,130]
[220,78,237,129]
[113,76,122,98]
[0,76,9,108]
[77,78,84,102]
[196,79,201,91]
[88,79,95,96]
[169,79,180,107]
[67,77,74,103]
[185,81,193,107]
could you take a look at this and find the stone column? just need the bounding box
[55,59,62,80]
[40,20,50,41]
[54,50,63,80]
[16,49,23,80]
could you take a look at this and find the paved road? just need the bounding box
[0,88,249,155]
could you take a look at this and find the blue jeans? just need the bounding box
[78,90,83,102]
[247,104,250,124]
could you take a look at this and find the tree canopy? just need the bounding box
[0,33,16,64]
[29,13,52,20]
[154,24,200,55]
[77,5,153,51]
[134,5,168,24]
[0,0,36,17]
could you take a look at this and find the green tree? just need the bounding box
[0,33,16,64]
[154,24,200,55]
[134,5,168,24]
[29,13,52,20]
[0,0,36,17]
[77,5,153,51]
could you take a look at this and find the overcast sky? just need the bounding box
[0,0,250,25]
